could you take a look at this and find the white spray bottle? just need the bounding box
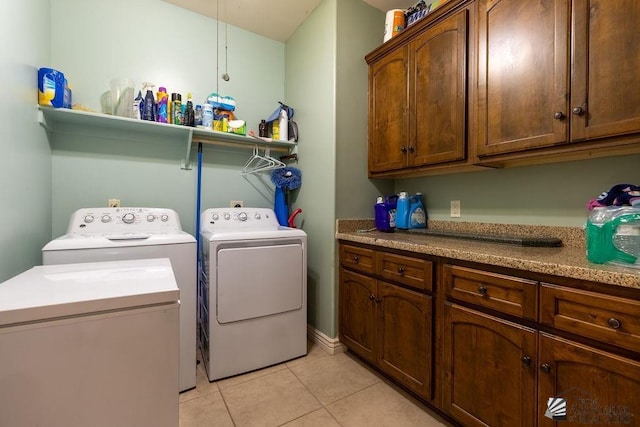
[278,106,288,141]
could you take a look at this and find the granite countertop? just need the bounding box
[336,219,640,290]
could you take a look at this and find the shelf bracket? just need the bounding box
[181,129,194,170]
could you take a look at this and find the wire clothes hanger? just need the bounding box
[241,145,286,176]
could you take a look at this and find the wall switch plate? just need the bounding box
[108,198,121,208]
[450,200,461,217]
[230,200,244,208]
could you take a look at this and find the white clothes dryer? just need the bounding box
[0,258,179,427]
[199,207,307,381]
[42,207,196,392]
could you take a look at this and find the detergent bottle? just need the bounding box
[374,197,392,232]
[409,192,427,228]
[386,194,398,229]
[395,192,410,230]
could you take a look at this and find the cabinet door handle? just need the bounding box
[352,256,359,263]
[572,106,584,116]
[553,111,564,120]
[397,267,405,274]
[607,318,622,329]
[368,294,376,301]
[401,146,408,153]
[375,296,383,303]
[408,146,415,153]
[478,285,488,295]
[540,363,551,374]
[521,356,531,366]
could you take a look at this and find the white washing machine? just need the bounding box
[42,207,197,392]
[199,207,307,381]
[0,258,179,427]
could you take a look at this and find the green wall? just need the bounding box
[397,155,640,227]
[286,0,338,336]
[49,0,286,237]
[0,1,52,282]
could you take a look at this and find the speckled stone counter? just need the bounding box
[336,219,640,290]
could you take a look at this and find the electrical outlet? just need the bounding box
[450,200,461,218]
[108,198,121,208]
[230,200,244,208]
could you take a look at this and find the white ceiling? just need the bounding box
[161,0,415,42]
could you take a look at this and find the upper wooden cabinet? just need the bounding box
[368,46,409,173]
[367,6,471,175]
[476,0,640,159]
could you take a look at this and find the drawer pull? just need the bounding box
[521,356,531,366]
[540,364,551,374]
[607,318,622,329]
[397,267,405,274]
[478,285,488,295]
[352,256,360,263]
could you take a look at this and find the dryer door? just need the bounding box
[216,243,303,323]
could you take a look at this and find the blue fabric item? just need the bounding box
[274,186,288,226]
[266,102,294,122]
[271,167,302,190]
[587,183,640,210]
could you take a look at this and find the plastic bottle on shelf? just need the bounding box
[171,93,182,125]
[259,119,268,137]
[184,92,195,127]
[194,104,203,126]
[278,107,288,141]
[156,87,168,123]
[395,192,410,230]
[141,83,156,122]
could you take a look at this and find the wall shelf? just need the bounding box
[38,106,296,169]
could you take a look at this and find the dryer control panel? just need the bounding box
[65,207,184,234]
[200,208,279,232]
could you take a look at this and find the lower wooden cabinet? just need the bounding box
[442,303,537,427]
[537,333,640,426]
[377,282,432,398]
[339,243,640,426]
[339,244,434,401]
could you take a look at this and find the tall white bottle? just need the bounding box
[279,107,288,141]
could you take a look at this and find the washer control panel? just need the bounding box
[201,208,280,232]
[66,207,183,234]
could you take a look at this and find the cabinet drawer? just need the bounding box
[540,283,640,353]
[444,265,538,320]
[340,244,376,275]
[378,252,433,292]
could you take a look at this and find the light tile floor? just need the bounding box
[179,341,453,427]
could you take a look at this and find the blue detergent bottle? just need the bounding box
[396,192,410,229]
[409,192,427,228]
[374,197,392,232]
[386,194,398,229]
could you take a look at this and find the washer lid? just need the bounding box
[42,232,195,251]
[0,258,179,326]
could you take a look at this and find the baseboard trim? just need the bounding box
[307,325,346,355]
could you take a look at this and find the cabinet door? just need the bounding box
[442,303,537,427]
[477,0,569,156]
[570,0,640,141]
[368,46,409,173]
[538,333,640,426]
[339,269,377,363]
[410,8,468,166]
[377,282,433,400]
